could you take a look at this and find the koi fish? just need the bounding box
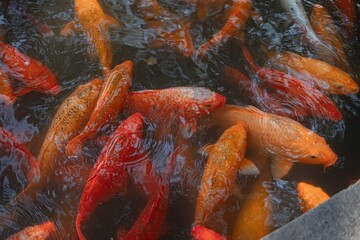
[129,87,226,138]
[232,164,272,240]
[297,182,330,213]
[134,0,194,57]
[6,221,55,240]
[61,0,121,73]
[76,113,144,240]
[192,225,226,240]
[243,48,342,121]
[35,78,102,187]
[327,0,356,37]
[0,41,60,96]
[0,68,15,104]
[310,4,351,72]
[66,60,133,158]
[195,123,247,225]
[223,66,300,119]
[211,105,338,178]
[0,127,39,186]
[196,0,252,61]
[266,50,359,95]
[197,0,226,21]
[124,147,179,240]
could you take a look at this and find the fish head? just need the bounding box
[113,60,134,75]
[189,88,226,117]
[336,79,359,95]
[296,133,337,167]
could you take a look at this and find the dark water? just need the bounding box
[0,0,360,239]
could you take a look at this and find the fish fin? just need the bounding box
[198,144,214,157]
[179,117,197,139]
[238,158,260,176]
[271,157,293,178]
[242,47,260,71]
[60,20,80,36]
[102,14,123,29]
[14,86,33,97]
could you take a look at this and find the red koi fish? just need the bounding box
[0,42,60,96]
[123,147,179,240]
[327,0,356,37]
[0,127,39,186]
[223,66,302,118]
[66,60,133,158]
[243,48,342,121]
[197,0,226,21]
[135,0,194,57]
[76,113,144,240]
[6,221,55,240]
[129,87,225,138]
[192,225,226,240]
[196,0,253,61]
[0,68,15,104]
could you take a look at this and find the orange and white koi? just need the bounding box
[297,182,330,213]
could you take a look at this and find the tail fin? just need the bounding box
[242,47,259,71]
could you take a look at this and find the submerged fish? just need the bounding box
[0,41,60,96]
[195,123,247,225]
[197,0,226,21]
[76,113,144,240]
[129,87,226,138]
[310,4,351,72]
[211,105,338,178]
[192,225,226,240]
[196,0,252,61]
[297,182,330,213]
[66,60,133,158]
[0,68,15,104]
[61,0,121,73]
[266,50,359,95]
[243,48,342,121]
[6,221,55,240]
[327,0,356,37]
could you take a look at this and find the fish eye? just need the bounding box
[311,155,317,159]
[336,85,342,89]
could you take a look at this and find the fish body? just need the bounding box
[6,221,55,240]
[197,0,226,21]
[129,87,226,138]
[66,61,133,158]
[267,50,359,95]
[196,0,252,60]
[0,127,39,185]
[76,113,144,240]
[0,42,60,96]
[328,0,356,36]
[192,225,226,240]
[0,68,15,104]
[310,4,350,72]
[135,0,194,57]
[195,123,247,225]
[297,182,330,213]
[61,0,120,73]
[243,48,342,121]
[36,79,102,186]
[212,105,338,169]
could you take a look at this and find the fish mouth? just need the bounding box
[214,93,226,108]
[323,152,338,168]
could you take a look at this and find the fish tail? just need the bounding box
[242,47,259,71]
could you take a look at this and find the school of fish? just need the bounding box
[0,0,359,239]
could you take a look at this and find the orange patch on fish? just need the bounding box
[297,182,330,213]
[6,221,55,240]
[192,225,226,240]
[0,68,15,104]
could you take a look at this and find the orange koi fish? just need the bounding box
[212,105,338,178]
[0,41,60,96]
[197,0,226,21]
[135,0,194,57]
[129,87,226,138]
[310,4,351,72]
[76,113,144,240]
[35,79,101,187]
[6,221,55,240]
[66,60,133,158]
[192,225,227,240]
[196,0,252,61]
[124,148,179,240]
[61,0,121,73]
[267,50,359,95]
[243,48,342,121]
[232,165,272,240]
[0,68,15,104]
[195,123,247,225]
[297,182,330,213]
[0,127,39,186]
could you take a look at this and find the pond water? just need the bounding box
[0,0,360,239]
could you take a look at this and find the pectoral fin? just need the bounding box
[271,157,293,179]
[179,117,197,139]
[60,20,80,36]
[102,14,123,29]
[238,158,260,176]
[198,144,214,157]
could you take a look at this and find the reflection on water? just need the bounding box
[0,0,360,239]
